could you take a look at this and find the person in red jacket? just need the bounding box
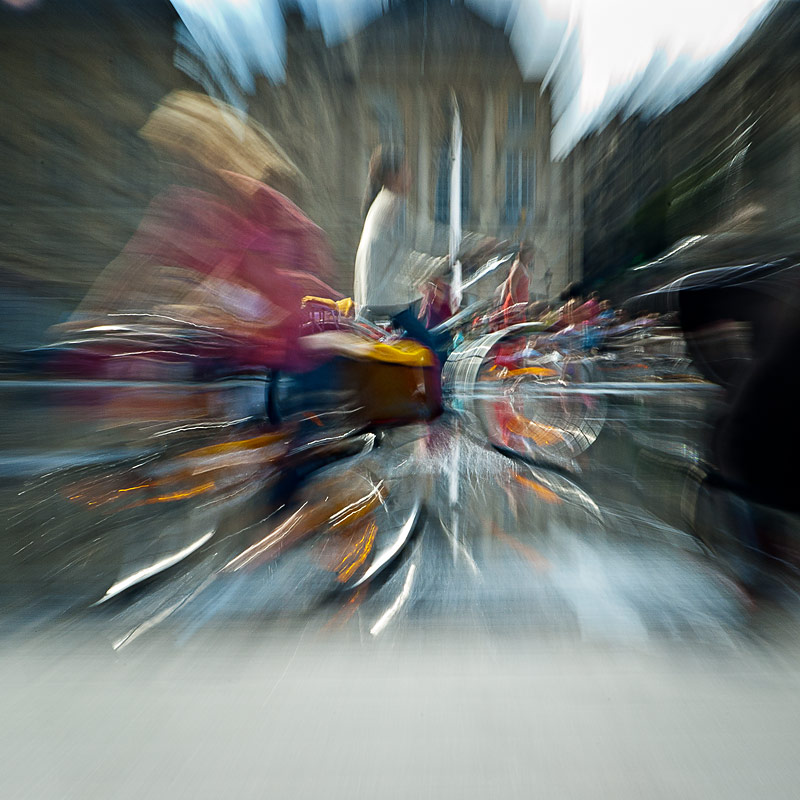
[71,91,337,373]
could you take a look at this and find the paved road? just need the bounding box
[3,392,800,798]
[1,413,770,646]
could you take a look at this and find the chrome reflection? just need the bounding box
[96,529,215,604]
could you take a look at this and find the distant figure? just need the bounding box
[354,144,447,363]
[420,278,453,329]
[500,243,533,328]
[543,268,554,298]
[597,299,616,323]
[555,281,584,329]
[575,291,600,323]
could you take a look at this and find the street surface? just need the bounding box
[2,384,800,798]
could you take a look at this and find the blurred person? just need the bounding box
[626,261,800,593]
[419,277,453,329]
[489,281,505,328]
[528,301,548,320]
[499,242,533,328]
[543,267,554,298]
[68,91,338,373]
[554,281,584,329]
[354,144,447,365]
[541,305,560,329]
[576,291,600,323]
[523,305,554,332]
[597,299,616,323]
[528,301,557,327]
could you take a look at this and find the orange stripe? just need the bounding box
[513,473,563,504]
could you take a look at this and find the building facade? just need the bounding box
[0,0,190,316]
[565,0,800,289]
[250,0,573,297]
[0,0,574,314]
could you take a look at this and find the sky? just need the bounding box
[561,0,772,113]
[170,0,777,154]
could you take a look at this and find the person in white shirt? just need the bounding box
[354,145,447,364]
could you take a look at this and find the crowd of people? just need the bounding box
[463,272,664,355]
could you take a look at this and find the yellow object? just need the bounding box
[303,295,335,308]
[179,432,285,461]
[488,366,559,379]
[336,298,355,317]
[301,331,436,367]
[302,296,355,318]
[336,521,378,583]
[506,366,559,378]
[142,481,216,505]
[368,339,436,367]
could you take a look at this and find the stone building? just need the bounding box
[0,0,573,325]
[566,0,800,290]
[0,0,191,326]
[254,0,574,299]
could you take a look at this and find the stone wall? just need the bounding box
[251,1,573,295]
[0,0,190,309]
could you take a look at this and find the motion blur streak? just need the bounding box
[97,530,215,603]
[329,481,386,528]
[513,472,563,504]
[4,0,800,797]
[221,505,311,573]
[334,520,377,583]
[370,563,417,637]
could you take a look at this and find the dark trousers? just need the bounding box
[391,306,449,368]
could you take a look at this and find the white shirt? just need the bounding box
[354,188,444,313]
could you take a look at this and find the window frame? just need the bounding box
[504,148,535,225]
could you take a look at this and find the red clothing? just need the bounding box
[574,299,599,324]
[90,173,336,371]
[501,261,530,328]
[420,280,453,328]
[130,175,334,296]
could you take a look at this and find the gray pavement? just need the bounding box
[3,623,800,799]
[3,396,800,798]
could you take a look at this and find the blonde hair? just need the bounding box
[140,91,302,187]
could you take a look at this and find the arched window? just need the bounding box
[434,143,471,224]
